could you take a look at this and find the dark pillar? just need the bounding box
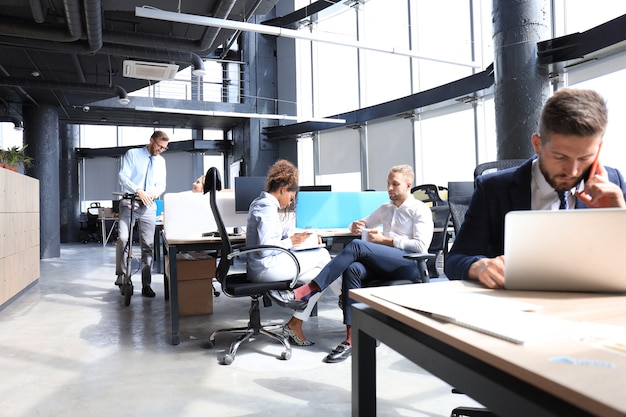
[492,0,550,159]
[23,104,60,259]
[59,123,80,243]
[232,16,279,178]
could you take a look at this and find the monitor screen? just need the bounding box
[447,181,474,204]
[299,185,332,192]
[234,176,266,213]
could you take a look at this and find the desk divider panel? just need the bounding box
[296,191,389,229]
[163,191,248,240]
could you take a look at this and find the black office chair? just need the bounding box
[79,203,102,243]
[202,167,299,365]
[473,159,528,178]
[411,184,447,207]
[426,205,451,278]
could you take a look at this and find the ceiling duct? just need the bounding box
[123,60,179,81]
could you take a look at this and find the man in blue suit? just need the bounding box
[445,88,626,287]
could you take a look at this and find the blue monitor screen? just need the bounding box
[234,176,266,213]
[295,191,389,229]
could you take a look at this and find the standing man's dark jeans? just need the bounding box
[312,239,424,325]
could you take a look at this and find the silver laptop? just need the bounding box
[504,208,626,293]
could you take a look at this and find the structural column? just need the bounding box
[492,0,550,159]
[23,103,60,259]
[59,123,80,243]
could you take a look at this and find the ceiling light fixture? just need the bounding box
[135,106,346,124]
[135,7,480,68]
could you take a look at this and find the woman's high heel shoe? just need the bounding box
[282,324,315,347]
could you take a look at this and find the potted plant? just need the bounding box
[0,145,33,172]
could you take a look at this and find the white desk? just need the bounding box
[350,281,626,417]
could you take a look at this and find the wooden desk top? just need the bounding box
[163,232,245,245]
[350,281,626,417]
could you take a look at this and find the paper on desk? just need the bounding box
[371,285,577,345]
[291,230,326,251]
[578,322,626,356]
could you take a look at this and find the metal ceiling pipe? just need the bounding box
[0,77,129,104]
[102,0,237,54]
[197,0,237,53]
[29,0,45,23]
[1,0,83,42]
[83,0,103,51]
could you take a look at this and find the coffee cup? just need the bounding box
[361,228,370,241]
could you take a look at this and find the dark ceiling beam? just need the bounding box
[263,64,495,140]
[537,14,626,64]
[0,36,206,74]
[0,77,129,103]
[262,0,341,28]
[76,139,233,158]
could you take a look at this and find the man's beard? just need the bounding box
[538,158,583,192]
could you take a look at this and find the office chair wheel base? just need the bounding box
[280,350,291,361]
[122,283,133,306]
[219,353,234,365]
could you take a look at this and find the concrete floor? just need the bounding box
[0,243,481,417]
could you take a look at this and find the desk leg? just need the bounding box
[169,244,180,345]
[153,226,162,274]
[352,305,378,417]
[101,219,106,248]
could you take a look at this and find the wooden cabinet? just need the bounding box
[0,168,39,307]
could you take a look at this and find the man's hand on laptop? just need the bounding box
[469,256,506,289]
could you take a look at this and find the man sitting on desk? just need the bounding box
[270,164,433,363]
[445,88,626,287]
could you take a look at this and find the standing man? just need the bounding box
[115,130,169,297]
[445,88,626,287]
[270,164,434,363]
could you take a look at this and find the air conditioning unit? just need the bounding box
[123,60,179,81]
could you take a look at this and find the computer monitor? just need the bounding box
[447,181,474,204]
[234,176,266,213]
[299,185,332,192]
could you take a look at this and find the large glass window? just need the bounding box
[293,0,625,188]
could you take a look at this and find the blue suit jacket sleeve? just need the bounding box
[444,158,626,280]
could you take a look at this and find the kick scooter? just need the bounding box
[113,191,139,306]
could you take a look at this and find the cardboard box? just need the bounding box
[165,252,216,281]
[165,252,216,316]
[178,279,213,317]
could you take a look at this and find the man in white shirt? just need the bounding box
[270,164,434,362]
[115,130,168,298]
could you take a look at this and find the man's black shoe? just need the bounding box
[324,341,352,363]
[115,275,123,286]
[141,286,156,298]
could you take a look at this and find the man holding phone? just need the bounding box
[445,88,626,287]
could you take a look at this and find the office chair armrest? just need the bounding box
[227,245,301,289]
[403,252,437,283]
[403,253,436,262]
